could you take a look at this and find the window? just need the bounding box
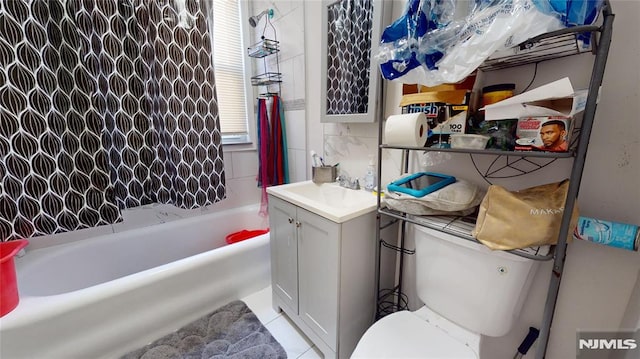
[210,0,255,146]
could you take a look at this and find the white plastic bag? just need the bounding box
[384,176,484,216]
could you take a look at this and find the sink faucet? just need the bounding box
[336,175,360,190]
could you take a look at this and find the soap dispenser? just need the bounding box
[364,156,376,191]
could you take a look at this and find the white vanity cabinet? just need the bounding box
[268,195,376,359]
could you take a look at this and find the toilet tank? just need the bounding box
[411,224,539,337]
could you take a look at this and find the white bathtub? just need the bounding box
[0,205,271,359]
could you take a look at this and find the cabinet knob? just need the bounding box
[295,221,301,228]
[288,217,294,224]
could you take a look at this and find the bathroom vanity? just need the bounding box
[267,181,377,358]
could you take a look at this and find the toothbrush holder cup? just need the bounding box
[312,166,338,183]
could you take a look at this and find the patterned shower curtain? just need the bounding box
[0,0,226,241]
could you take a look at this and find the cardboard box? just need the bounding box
[402,73,476,95]
[483,77,591,121]
[401,90,469,130]
[432,104,468,135]
[400,89,471,147]
[515,116,572,152]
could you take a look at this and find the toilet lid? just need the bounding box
[352,311,479,358]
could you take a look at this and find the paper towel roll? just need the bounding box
[384,113,428,146]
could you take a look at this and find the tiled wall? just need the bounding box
[323,122,403,188]
[249,0,307,184]
[198,0,307,213]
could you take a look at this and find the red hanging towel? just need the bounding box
[257,96,288,216]
[265,97,274,186]
[258,99,270,216]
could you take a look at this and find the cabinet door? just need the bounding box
[269,196,299,314]
[297,207,340,350]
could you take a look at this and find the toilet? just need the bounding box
[352,224,539,358]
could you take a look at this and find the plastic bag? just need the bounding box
[384,176,484,216]
[378,0,603,87]
[534,0,604,27]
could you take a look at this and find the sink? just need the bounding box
[266,181,377,223]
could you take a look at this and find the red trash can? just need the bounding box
[1,239,29,317]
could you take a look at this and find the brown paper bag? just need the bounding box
[472,180,578,250]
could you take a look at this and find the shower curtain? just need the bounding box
[0,0,226,241]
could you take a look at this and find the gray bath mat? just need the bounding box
[121,300,287,359]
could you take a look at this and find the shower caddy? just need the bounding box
[247,21,281,98]
[373,3,615,358]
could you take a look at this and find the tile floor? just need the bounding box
[242,285,324,359]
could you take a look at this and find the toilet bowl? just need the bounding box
[352,306,479,358]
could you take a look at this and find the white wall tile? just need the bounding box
[206,176,263,212]
[264,52,280,71]
[292,54,305,98]
[323,123,378,165]
[279,57,295,101]
[231,150,259,178]
[284,110,305,150]
[246,0,306,185]
[323,123,344,137]
[286,149,298,183]
[273,5,305,62]
[324,135,378,180]
[323,122,379,138]
[380,148,403,187]
[303,1,323,181]
[251,0,297,20]
[287,148,307,183]
[296,149,308,182]
[249,1,272,17]
[343,122,380,139]
[271,1,296,17]
[223,152,234,179]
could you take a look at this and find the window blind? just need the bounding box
[212,0,248,136]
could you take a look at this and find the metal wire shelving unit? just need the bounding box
[373,3,615,357]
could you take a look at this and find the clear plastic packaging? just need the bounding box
[378,0,604,86]
[450,134,490,150]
